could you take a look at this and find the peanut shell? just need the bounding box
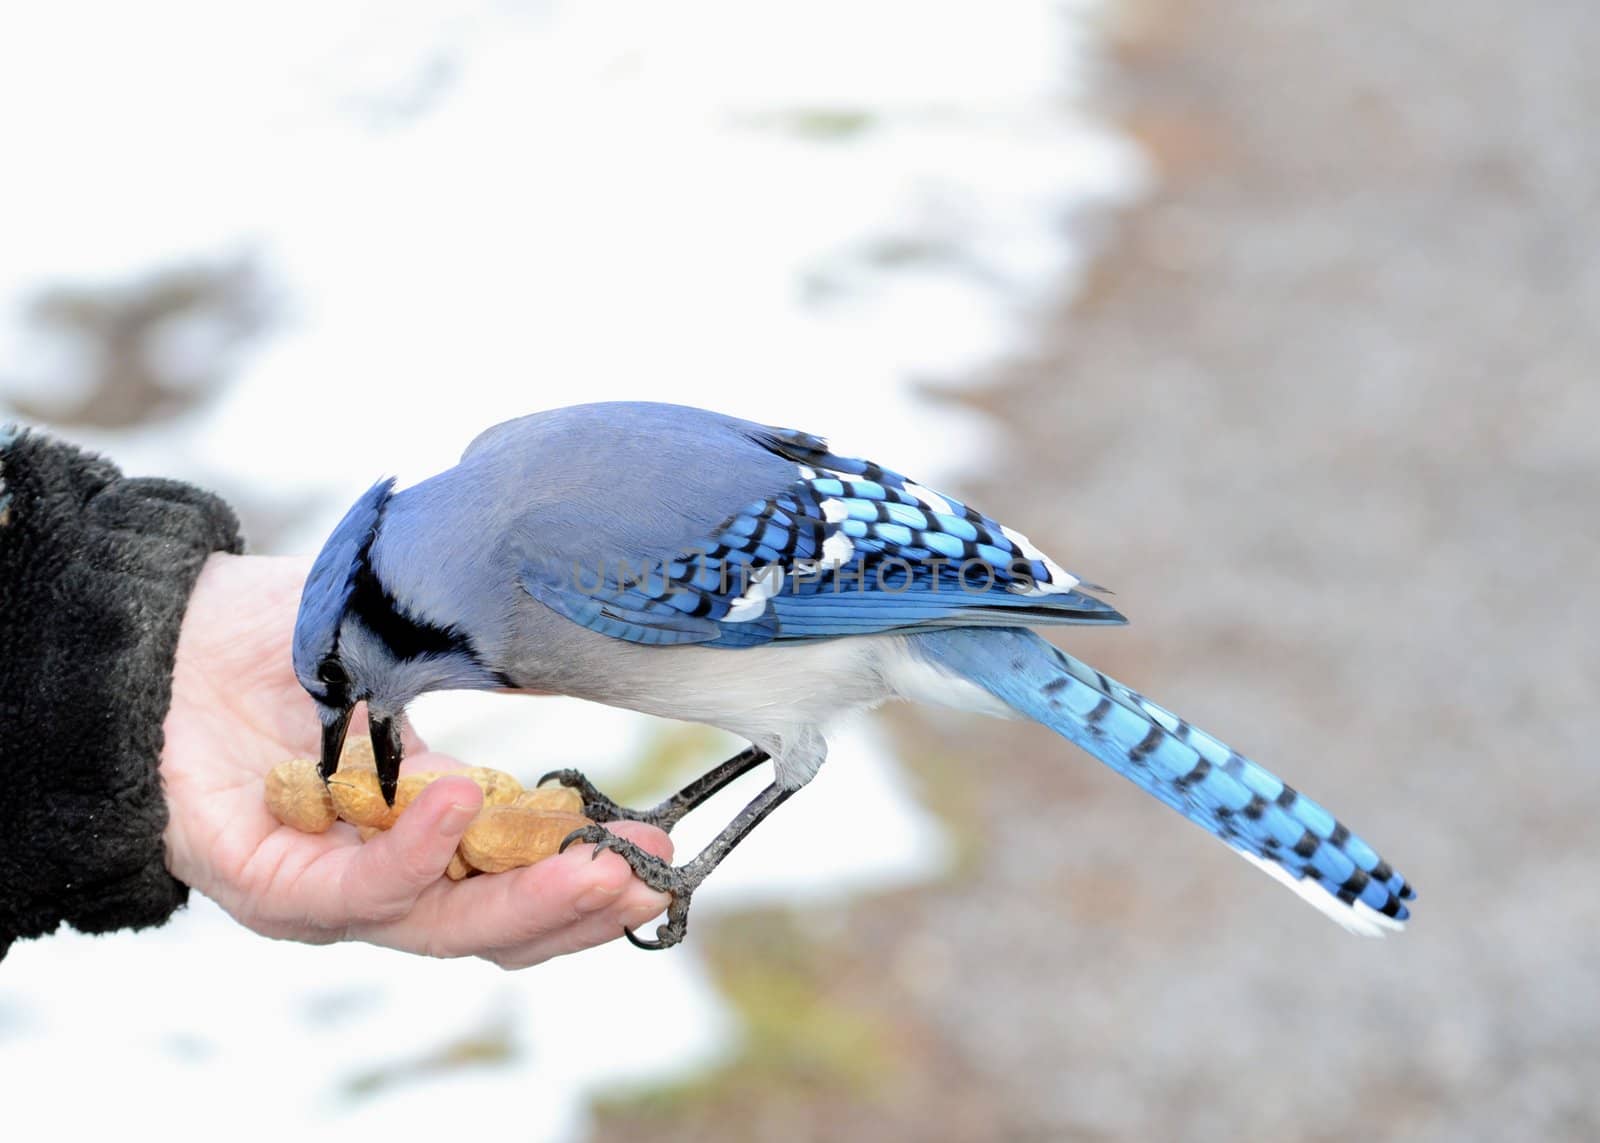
[327,769,399,829]
[328,765,525,830]
[459,807,592,874]
[263,759,337,833]
[515,785,585,815]
[463,766,523,806]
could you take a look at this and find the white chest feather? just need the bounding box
[568,634,1010,787]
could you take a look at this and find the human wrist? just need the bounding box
[0,428,242,957]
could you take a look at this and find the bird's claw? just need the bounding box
[623,918,685,950]
[542,768,690,829]
[558,825,675,889]
[543,754,786,951]
[557,823,694,950]
[557,821,605,855]
[539,769,636,825]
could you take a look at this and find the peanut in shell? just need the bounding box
[459,807,592,874]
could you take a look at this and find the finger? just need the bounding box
[336,775,483,923]
[509,820,678,963]
[358,820,674,959]
[252,758,479,930]
[488,875,673,969]
[583,818,675,862]
[442,819,674,954]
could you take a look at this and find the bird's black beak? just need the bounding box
[319,706,355,781]
[369,715,404,807]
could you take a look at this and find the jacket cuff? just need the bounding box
[0,427,242,959]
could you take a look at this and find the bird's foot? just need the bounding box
[538,769,668,829]
[559,824,695,950]
[539,748,772,836]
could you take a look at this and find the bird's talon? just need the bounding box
[623,925,670,951]
[558,824,605,855]
[539,770,635,825]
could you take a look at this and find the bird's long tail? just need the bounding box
[906,628,1415,935]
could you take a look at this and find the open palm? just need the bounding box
[159,553,672,968]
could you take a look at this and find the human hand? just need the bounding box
[160,552,672,968]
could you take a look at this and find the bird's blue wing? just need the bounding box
[519,426,1125,648]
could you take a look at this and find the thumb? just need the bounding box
[338,775,483,923]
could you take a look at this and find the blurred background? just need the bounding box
[2,1,1596,1139]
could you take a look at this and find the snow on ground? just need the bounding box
[0,2,1139,1137]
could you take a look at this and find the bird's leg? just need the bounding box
[559,781,796,950]
[539,746,770,833]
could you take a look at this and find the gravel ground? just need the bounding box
[597,2,1600,1139]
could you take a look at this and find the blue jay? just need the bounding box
[293,401,1414,948]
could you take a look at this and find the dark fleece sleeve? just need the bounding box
[0,427,242,960]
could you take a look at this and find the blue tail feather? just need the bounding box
[909,628,1415,934]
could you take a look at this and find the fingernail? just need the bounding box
[438,802,477,837]
[576,883,622,914]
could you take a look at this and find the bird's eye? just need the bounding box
[316,659,349,687]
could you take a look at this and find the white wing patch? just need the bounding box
[904,480,955,518]
[821,531,855,567]
[724,565,785,623]
[998,524,1079,596]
